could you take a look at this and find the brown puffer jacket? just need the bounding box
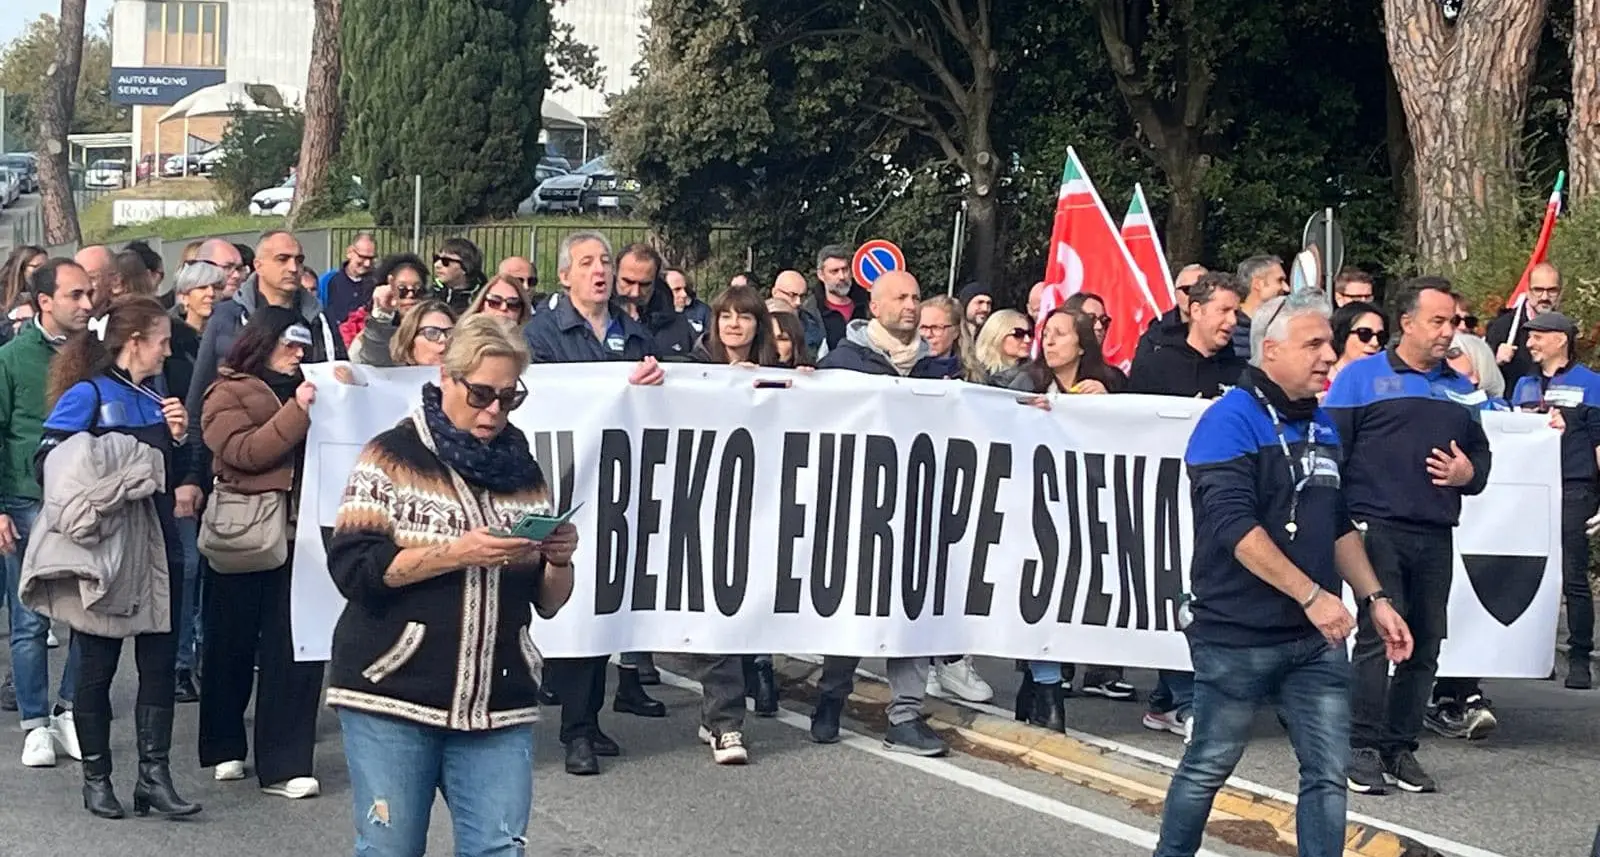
[201,368,310,496]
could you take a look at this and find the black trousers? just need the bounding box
[197,559,324,786]
[1561,483,1598,660]
[546,655,608,745]
[1351,519,1453,755]
[76,565,181,758]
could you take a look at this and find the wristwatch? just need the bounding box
[1362,589,1392,608]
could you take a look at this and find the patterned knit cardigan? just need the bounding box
[324,407,554,731]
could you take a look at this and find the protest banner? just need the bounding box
[290,363,1561,678]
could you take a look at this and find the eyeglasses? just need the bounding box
[1352,327,1389,346]
[418,325,453,343]
[394,285,427,300]
[1085,313,1111,328]
[919,323,954,335]
[1457,314,1478,329]
[484,295,524,311]
[1445,346,1464,360]
[454,375,528,411]
[433,255,462,268]
[1007,327,1032,340]
[1530,287,1561,297]
[773,288,805,302]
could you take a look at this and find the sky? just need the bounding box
[2,0,114,50]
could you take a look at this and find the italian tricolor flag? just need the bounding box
[1505,171,1565,310]
[1119,183,1176,315]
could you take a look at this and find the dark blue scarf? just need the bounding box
[420,383,539,494]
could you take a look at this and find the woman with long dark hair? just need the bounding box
[197,308,326,799]
[694,285,779,366]
[33,295,199,819]
[1002,309,1135,728]
[2,245,46,339]
[768,306,813,369]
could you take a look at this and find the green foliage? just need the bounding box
[0,12,128,148]
[342,0,551,226]
[210,107,305,212]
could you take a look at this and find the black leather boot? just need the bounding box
[1027,681,1067,732]
[131,705,201,818]
[1014,669,1035,722]
[1567,656,1593,690]
[809,695,844,744]
[564,737,600,775]
[78,709,124,819]
[752,660,779,717]
[612,667,666,717]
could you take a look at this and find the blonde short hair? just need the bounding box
[442,313,530,378]
[973,309,1029,376]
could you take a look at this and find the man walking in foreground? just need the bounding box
[1153,291,1413,857]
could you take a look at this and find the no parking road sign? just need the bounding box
[852,239,906,288]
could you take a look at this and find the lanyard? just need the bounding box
[1246,383,1316,540]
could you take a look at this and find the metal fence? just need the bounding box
[5,189,113,251]
[329,222,750,295]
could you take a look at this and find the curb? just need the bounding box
[770,656,1442,857]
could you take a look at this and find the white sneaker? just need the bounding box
[21,726,56,767]
[710,731,748,765]
[925,668,944,697]
[214,760,247,781]
[932,657,994,703]
[50,710,81,761]
[46,629,59,648]
[262,776,320,799]
[1142,709,1189,737]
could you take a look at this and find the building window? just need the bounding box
[143,1,227,68]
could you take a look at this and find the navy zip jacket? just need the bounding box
[1511,362,1600,483]
[523,293,656,364]
[1185,375,1352,646]
[816,320,950,379]
[1322,348,1492,528]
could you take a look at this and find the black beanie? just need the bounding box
[957,281,990,306]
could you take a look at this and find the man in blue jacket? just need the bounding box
[1511,311,1600,690]
[810,270,950,757]
[1324,277,1492,795]
[520,230,669,778]
[1154,291,1412,857]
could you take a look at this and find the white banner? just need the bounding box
[290,364,1562,678]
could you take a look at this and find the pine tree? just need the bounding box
[342,0,551,225]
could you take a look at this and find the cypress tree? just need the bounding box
[342,0,551,225]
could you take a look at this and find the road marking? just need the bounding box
[654,668,1230,857]
[829,658,1508,857]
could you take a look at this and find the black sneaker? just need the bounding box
[1461,694,1497,740]
[884,718,948,757]
[0,672,15,713]
[1423,698,1468,739]
[1566,658,1592,690]
[1346,747,1389,794]
[1080,678,1139,701]
[1387,750,1438,793]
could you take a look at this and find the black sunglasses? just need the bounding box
[1086,313,1112,328]
[484,295,524,311]
[1454,314,1478,329]
[434,255,462,268]
[1352,327,1389,347]
[1007,327,1032,340]
[455,375,528,411]
[394,285,428,300]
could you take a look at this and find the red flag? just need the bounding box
[1505,171,1565,309]
[1119,183,1175,315]
[1038,148,1160,371]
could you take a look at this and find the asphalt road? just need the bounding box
[0,642,1285,857]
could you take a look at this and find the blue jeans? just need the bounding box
[173,516,202,672]
[4,497,77,729]
[338,709,533,857]
[1154,636,1350,857]
[1148,670,1194,715]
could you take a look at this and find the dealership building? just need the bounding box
[109,0,645,167]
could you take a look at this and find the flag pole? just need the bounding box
[1508,292,1529,342]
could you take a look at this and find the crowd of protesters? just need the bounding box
[0,228,1591,857]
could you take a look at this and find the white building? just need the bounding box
[109,0,646,169]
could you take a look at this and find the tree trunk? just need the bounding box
[1384,65,1419,255]
[1163,166,1207,268]
[290,0,343,228]
[1571,0,1600,204]
[37,0,87,246]
[1383,0,1548,269]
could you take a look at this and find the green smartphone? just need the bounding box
[492,503,582,540]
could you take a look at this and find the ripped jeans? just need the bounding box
[338,709,533,857]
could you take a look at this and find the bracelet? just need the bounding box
[1298,585,1322,610]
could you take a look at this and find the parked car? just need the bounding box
[84,159,128,189]
[197,146,227,174]
[161,154,204,177]
[518,160,572,215]
[529,156,639,215]
[1,153,38,193]
[0,169,18,207]
[250,174,367,216]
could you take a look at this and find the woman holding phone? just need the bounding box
[325,314,575,855]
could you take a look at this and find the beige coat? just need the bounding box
[20,432,171,639]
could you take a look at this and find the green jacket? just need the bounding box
[0,322,58,500]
